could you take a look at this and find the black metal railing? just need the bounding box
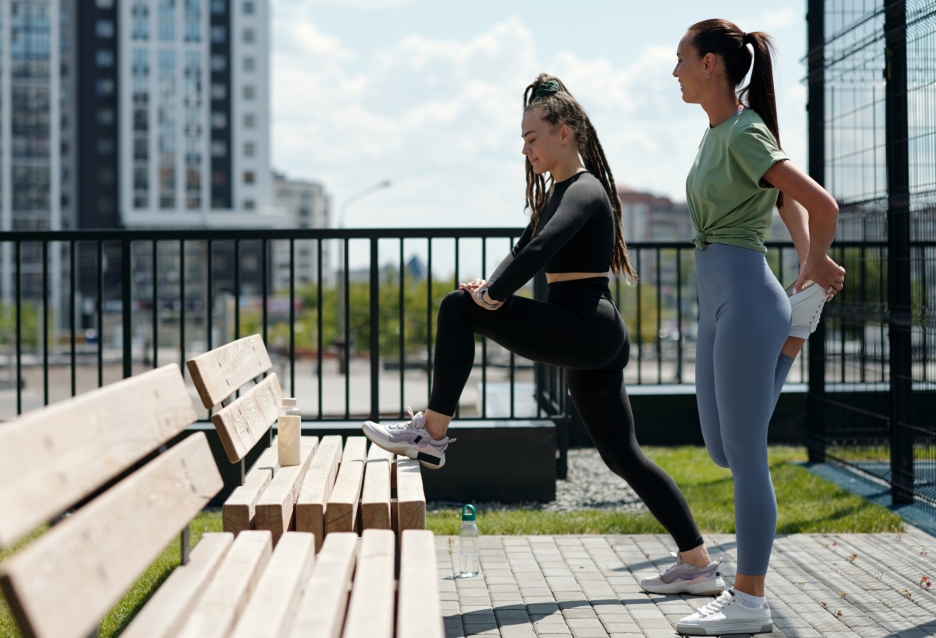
[806,0,936,513]
[0,229,813,427]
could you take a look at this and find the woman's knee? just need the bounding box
[438,289,470,319]
[706,445,731,469]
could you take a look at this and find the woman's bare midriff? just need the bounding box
[545,271,609,283]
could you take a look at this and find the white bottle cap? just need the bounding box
[282,397,297,407]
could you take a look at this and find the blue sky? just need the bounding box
[270,0,809,230]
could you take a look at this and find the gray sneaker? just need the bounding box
[362,408,454,470]
[639,553,726,595]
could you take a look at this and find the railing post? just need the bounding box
[370,237,380,422]
[885,0,913,504]
[806,0,827,463]
[122,239,132,379]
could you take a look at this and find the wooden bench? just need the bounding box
[0,364,224,638]
[188,334,428,549]
[0,360,445,637]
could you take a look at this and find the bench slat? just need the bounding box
[342,529,396,638]
[361,445,394,530]
[295,435,342,552]
[177,530,273,638]
[324,437,367,534]
[0,433,222,638]
[186,334,273,409]
[287,532,357,638]
[230,532,316,638]
[210,373,283,463]
[121,532,234,638]
[223,441,280,534]
[396,457,427,532]
[0,364,197,549]
[255,436,318,545]
[397,530,445,638]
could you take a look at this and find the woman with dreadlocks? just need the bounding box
[364,73,726,596]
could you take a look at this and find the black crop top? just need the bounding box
[487,172,614,301]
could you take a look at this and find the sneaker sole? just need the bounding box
[641,577,726,596]
[362,423,446,470]
[676,619,773,635]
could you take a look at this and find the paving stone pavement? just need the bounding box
[435,530,936,638]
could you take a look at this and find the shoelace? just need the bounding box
[695,591,734,617]
[387,407,425,431]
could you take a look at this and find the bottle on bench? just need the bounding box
[457,504,479,578]
[278,398,301,466]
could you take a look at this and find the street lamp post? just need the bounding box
[335,180,391,374]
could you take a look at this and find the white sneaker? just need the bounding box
[639,553,726,595]
[787,281,829,339]
[362,408,454,470]
[676,589,773,636]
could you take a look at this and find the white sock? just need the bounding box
[732,587,765,609]
[789,325,810,339]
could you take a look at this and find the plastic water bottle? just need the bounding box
[278,398,301,466]
[458,504,480,578]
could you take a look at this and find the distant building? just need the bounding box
[272,172,332,289]
[617,186,693,243]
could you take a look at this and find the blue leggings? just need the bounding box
[695,244,794,576]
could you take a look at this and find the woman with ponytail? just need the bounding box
[364,74,726,595]
[663,19,845,635]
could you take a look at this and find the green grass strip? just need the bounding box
[0,446,902,637]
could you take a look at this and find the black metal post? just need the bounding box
[370,238,380,421]
[122,240,132,379]
[885,0,913,504]
[806,0,828,463]
[42,241,49,404]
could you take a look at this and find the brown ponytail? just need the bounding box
[689,20,783,204]
[523,73,637,281]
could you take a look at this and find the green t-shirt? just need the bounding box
[685,109,788,253]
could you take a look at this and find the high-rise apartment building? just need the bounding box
[272,172,332,289]
[76,0,275,228]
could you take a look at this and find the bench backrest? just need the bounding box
[186,334,283,463]
[0,364,224,638]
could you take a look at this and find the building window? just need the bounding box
[95,20,115,38]
[96,50,114,67]
[98,108,115,125]
[96,0,115,7]
[244,113,255,128]
[211,141,227,156]
[243,57,255,72]
[211,0,226,14]
[185,0,202,42]
[159,0,176,41]
[243,29,254,43]
[211,112,227,128]
[243,85,255,100]
[243,199,255,210]
[244,171,255,184]
[98,167,115,184]
[97,139,115,155]
[243,1,255,14]
[210,83,226,100]
[211,26,226,43]
[211,54,226,71]
[158,50,177,209]
[244,142,255,157]
[96,79,115,96]
[132,1,149,40]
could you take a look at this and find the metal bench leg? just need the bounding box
[181,524,191,566]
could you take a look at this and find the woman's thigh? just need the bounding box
[453,291,626,371]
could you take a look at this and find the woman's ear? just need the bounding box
[560,123,573,146]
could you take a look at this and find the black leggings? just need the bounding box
[428,278,704,552]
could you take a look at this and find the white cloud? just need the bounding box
[271,13,803,231]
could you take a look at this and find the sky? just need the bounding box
[270,0,809,231]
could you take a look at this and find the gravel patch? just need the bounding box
[428,448,646,512]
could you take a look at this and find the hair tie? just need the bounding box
[741,32,751,45]
[533,80,561,98]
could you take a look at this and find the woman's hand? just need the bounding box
[794,254,845,299]
[458,279,485,292]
